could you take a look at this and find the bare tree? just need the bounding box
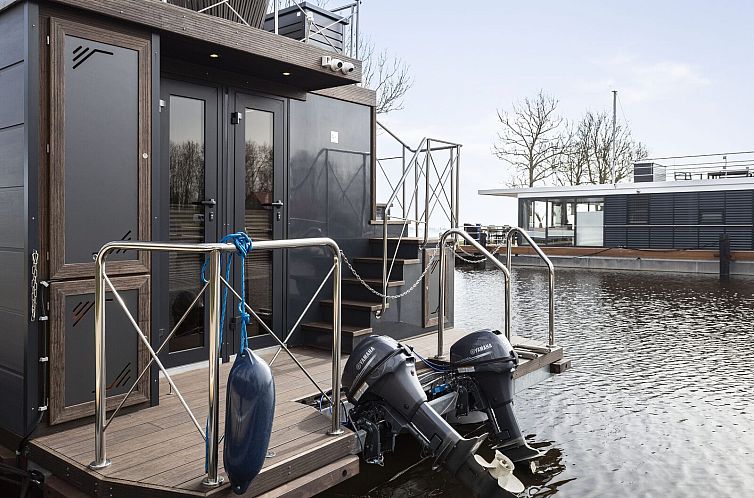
[493,91,567,187]
[357,38,413,114]
[555,111,648,185]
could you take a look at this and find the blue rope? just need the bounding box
[200,232,253,471]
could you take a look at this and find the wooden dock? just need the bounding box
[28,330,566,498]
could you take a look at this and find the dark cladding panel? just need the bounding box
[649,193,673,225]
[626,227,649,249]
[673,192,698,225]
[0,62,24,129]
[0,187,24,248]
[604,227,626,247]
[63,35,139,265]
[699,226,725,250]
[604,195,627,225]
[0,125,24,187]
[0,2,27,437]
[725,227,753,250]
[673,226,698,249]
[287,93,371,338]
[0,4,24,69]
[649,227,673,249]
[725,190,753,224]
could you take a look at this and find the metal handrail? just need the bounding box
[376,121,462,316]
[436,228,511,358]
[89,238,344,487]
[505,228,555,348]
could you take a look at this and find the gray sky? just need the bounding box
[363,1,754,226]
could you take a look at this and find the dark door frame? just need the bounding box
[227,91,287,353]
[159,78,221,368]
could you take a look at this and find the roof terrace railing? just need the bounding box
[88,238,344,487]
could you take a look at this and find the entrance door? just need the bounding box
[161,80,219,366]
[232,94,286,349]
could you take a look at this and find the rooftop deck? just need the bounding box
[29,330,565,497]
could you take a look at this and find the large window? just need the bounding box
[547,200,575,246]
[524,200,547,243]
[576,200,604,246]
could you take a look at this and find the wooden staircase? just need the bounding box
[301,237,430,352]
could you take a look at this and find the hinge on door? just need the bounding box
[231,111,243,125]
[46,144,50,154]
[46,35,50,45]
[159,99,166,112]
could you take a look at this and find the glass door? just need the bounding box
[232,94,285,349]
[161,80,219,367]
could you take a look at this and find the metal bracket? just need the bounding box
[39,356,49,363]
[231,111,243,125]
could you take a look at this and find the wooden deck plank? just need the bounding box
[30,330,562,498]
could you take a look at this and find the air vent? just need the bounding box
[166,0,269,28]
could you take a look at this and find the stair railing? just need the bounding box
[436,228,511,357]
[376,121,462,316]
[505,227,555,348]
[89,237,344,486]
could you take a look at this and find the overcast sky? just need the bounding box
[360,1,754,226]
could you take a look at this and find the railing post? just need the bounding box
[436,239,447,359]
[504,231,512,341]
[424,139,431,243]
[273,0,279,34]
[454,146,460,229]
[414,145,419,238]
[203,249,222,487]
[90,254,110,470]
[329,251,344,435]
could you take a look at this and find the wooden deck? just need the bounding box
[28,330,565,498]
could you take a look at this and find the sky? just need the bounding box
[360,1,754,226]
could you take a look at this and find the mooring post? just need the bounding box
[203,249,222,486]
[719,234,731,281]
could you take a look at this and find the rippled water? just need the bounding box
[322,267,754,497]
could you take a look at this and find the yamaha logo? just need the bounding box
[356,346,375,371]
[470,343,493,356]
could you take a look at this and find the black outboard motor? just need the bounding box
[343,336,514,498]
[450,329,540,462]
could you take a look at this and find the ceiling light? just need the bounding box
[209,53,220,59]
[282,72,291,76]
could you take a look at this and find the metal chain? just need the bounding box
[30,250,39,322]
[340,240,441,300]
[455,241,508,264]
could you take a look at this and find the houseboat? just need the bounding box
[0,0,567,496]
[478,161,754,275]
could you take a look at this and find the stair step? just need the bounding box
[319,299,388,311]
[342,277,404,287]
[353,257,421,265]
[302,321,373,337]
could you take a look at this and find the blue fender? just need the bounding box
[224,348,275,495]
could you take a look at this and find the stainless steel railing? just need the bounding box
[376,121,461,316]
[436,228,511,357]
[88,238,344,487]
[505,227,555,348]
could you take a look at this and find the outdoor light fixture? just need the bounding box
[321,55,354,75]
[282,72,291,76]
[209,53,220,58]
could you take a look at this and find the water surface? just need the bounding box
[322,267,754,497]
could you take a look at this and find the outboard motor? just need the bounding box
[450,329,540,462]
[343,336,515,498]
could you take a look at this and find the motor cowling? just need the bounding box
[343,336,515,498]
[450,329,541,462]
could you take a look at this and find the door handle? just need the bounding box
[262,200,284,209]
[192,198,217,207]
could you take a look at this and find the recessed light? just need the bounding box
[209,53,220,59]
[282,71,291,76]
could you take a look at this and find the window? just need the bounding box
[576,200,604,246]
[627,196,649,224]
[700,210,723,224]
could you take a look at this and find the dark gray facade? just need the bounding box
[0,1,41,438]
[604,190,754,250]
